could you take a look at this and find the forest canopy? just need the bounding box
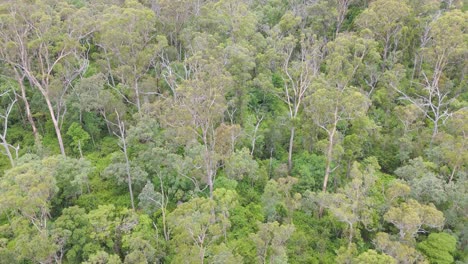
[0,0,466,263]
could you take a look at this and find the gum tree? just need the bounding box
[0,0,93,155]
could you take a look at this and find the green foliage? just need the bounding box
[249,221,295,264]
[83,251,122,264]
[0,155,59,226]
[225,148,259,182]
[137,181,163,215]
[0,0,465,262]
[262,177,301,223]
[417,233,457,264]
[103,152,148,191]
[287,211,342,264]
[395,157,448,205]
[374,232,426,263]
[67,123,90,154]
[53,206,93,263]
[121,214,162,263]
[354,249,396,264]
[53,156,94,209]
[318,160,381,244]
[292,152,326,192]
[384,199,445,240]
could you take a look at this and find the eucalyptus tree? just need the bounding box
[0,154,94,261]
[158,54,234,199]
[354,250,397,264]
[167,189,238,263]
[335,0,355,35]
[304,33,377,195]
[0,155,59,233]
[392,10,468,139]
[0,90,18,167]
[0,0,94,156]
[262,176,301,223]
[0,154,92,234]
[436,108,467,183]
[317,160,380,245]
[103,112,148,210]
[0,67,39,141]
[249,221,295,264]
[271,13,325,171]
[374,232,427,264]
[138,181,169,241]
[96,0,167,114]
[384,198,445,241]
[355,0,411,67]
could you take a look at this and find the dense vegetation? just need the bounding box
[0,0,466,263]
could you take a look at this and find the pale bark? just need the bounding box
[13,68,38,141]
[336,0,353,35]
[250,114,264,155]
[319,107,339,217]
[323,119,338,193]
[115,111,135,210]
[0,95,18,167]
[281,36,322,172]
[288,126,295,172]
[44,93,66,156]
[158,173,170,241]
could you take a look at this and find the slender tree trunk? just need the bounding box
[208,165,214,199]
[346,159,352,178]
[449,165,457,184]
[14,69,39,141]
[134,77,141,114]
[123,146,135,210]
[382,37,391,70]
[156,171,169,240]
[262,249,268,264]
[114,111,135,210]
[202,131,215,200]
[431,121,439,142]
[323,122,337,193]
[78,140,83,159]
[319,115,338,217]
[1,142,15,167]
[250,115,263,155]
[101,110,113,135]
[199,245,205,264]
[288,126,295,172]
[44,95,66,156]
[348,223,354,246]
[336,0,351,36]
[0,97,17,167]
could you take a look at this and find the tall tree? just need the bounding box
[435,108,468,183]
[103,112,148,210]
[374,232,427,264]
[392,10,468,139]
[277,30,324,171]
[335,0,355,35]
[159,57,233,199]
[0,89,18,167]
[384,199,445,240]
[249,221,295,264]
[305,33,376,196]
[0,155,59,232]
[167,189,238,263]
[317,159,379,244]
[0,0,92,155]
[355,0,410,67]
[96,0,167,114]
